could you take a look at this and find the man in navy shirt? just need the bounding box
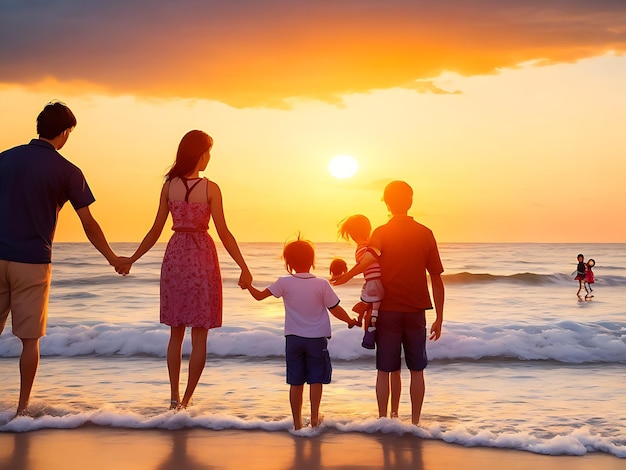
[0,101,124,417]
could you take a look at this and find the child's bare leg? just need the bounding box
[167,326,186,405]
[310,383,323,427]
[180,327,208,408]
[290,384,305,430]
[390,370,401,418]
[376,370,391,417]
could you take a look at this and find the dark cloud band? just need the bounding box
[1,0,625,107]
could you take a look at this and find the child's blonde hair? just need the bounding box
[283,236,315,273]
[338,214,371,242]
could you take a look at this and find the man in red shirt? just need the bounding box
[333,180,445,424]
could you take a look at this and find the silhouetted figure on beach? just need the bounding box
[338,214,385,349]
[243,237,357,430]
[0,101,124,417]
[119,130,252,410]
[333,181,445,424]
[337,213,402,417]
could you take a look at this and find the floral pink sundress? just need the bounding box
[160,177,222,329]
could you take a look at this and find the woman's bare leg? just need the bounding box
[180,327,208,407]
[167,326,186,405]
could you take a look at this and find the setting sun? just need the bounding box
[1,3,626,467]
[328,155,359,179]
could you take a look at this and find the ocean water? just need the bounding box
[0,242,624,458]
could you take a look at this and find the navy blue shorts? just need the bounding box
[285,335,332,385]
[376,310,428,372]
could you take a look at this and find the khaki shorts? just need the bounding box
[0,260,52,339]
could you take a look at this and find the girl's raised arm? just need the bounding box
[129,181,171,263]
[208,180,252,287]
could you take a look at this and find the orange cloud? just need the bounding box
[1,1,625,107]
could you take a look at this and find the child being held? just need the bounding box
[242,237,357,430]
[337,214,384,350]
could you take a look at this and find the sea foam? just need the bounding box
[1,320,624,363]
[1,409,623,458]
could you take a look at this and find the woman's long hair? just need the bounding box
[165,130,213,180]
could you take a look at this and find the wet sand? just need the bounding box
[0,426,622,470]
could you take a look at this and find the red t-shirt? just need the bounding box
[369,216,443,312]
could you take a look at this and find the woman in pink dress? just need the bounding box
[123,130,252,410]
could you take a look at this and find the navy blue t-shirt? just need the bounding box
[0,139,95,264]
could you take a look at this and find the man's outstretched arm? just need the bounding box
[76,206,122,270]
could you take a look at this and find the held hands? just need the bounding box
[238,269,253,290]
[351,301,369,328]
[111,256,133,276]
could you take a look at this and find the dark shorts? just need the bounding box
[575,275,585,281]
[285,335,332,385]
[376,310,428,372]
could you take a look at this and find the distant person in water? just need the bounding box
[242,237,358,430]
[0,101,125,417]
[584,259,595,299]
[118,130,252,410]
[329,258,348,283]
[574,254,586,297]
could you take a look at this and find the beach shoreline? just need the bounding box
[0,426,622,470]
[1,242,624,463]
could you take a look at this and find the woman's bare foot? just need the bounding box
[311,414,324,427]
[13,408,31,419]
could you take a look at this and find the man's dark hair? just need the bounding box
[36,101,77,139]
[383,180,413,213]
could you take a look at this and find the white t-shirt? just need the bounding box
[268,273,340,338]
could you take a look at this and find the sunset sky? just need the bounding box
[1,1,626,243]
